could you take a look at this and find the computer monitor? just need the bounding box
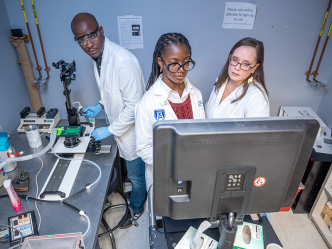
[153,117,319,223]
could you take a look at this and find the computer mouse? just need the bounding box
[242,225,251,244]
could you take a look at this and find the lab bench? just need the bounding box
[0,120,117,249]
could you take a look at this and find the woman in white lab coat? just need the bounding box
[205,37,269,119]
[135,33,205,191]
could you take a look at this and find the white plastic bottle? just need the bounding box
[3,179,22,212]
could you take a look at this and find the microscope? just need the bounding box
[52,60,79,126]
[52,60,101,151]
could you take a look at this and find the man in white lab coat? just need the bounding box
[71,13,146,228]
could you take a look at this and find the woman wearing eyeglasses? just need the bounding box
[135,32,205,191]
[205,37,269,119]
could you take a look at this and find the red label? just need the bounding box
[253,177,266,187]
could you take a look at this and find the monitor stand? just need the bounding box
[209,166,256,248]
[217,212,238,249]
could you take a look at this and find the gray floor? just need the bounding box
[98,192,329,249]
[98,192,149,249]
[270,210,328,249]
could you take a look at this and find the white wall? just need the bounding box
[2,0,332,120]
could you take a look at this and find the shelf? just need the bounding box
[311,214,332,248]
[309,162,332,248]
[325,187,332,201]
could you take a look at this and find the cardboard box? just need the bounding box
[324,214,332,227]
[321,203,332,227]
[321,204,328,218]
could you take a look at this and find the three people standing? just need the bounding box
[71,12,269,226]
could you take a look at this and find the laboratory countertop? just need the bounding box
[0,119,117,249]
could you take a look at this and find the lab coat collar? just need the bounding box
[91,50,103,63]
[93,38,111,90]
[215,78,244,102]
[214,78,245,116]
[153,75,195,120]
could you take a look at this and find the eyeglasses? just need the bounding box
[159,57,195,73]
[229,55,257,71]
[74,27,100,46]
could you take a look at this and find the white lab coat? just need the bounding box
[93,37,145,160]
[205,79,269,119]
[135,75,206,190]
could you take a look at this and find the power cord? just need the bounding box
[1,128,110,241]
[0,238,9,244]
[98,190,129,237]
[62,202,91,237]
[0,227,9,244]
[30,130,103,236]
[101,217,116,249]
[34,132,45,232]
[0,158,102,240]
[9,195,92,238]
[1,196,91,242]
[0,224,23,249]
[35,156,43,232]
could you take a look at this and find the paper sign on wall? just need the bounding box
[117,16,143,49]
[222,2,257,29]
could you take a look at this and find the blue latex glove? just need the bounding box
[84,104,102,118]
[91,127,112,141]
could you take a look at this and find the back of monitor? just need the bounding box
[153,117,319,220]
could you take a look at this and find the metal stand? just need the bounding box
[52,60,79,126]
[217,213,238,249]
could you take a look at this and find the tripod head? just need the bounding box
[52,60,76,85]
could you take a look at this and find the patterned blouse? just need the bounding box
[168,95,193,119]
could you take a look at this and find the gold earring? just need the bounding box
[248,74,254,84]
[160,67,163,73]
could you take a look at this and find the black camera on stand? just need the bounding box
[52,60,79,126]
